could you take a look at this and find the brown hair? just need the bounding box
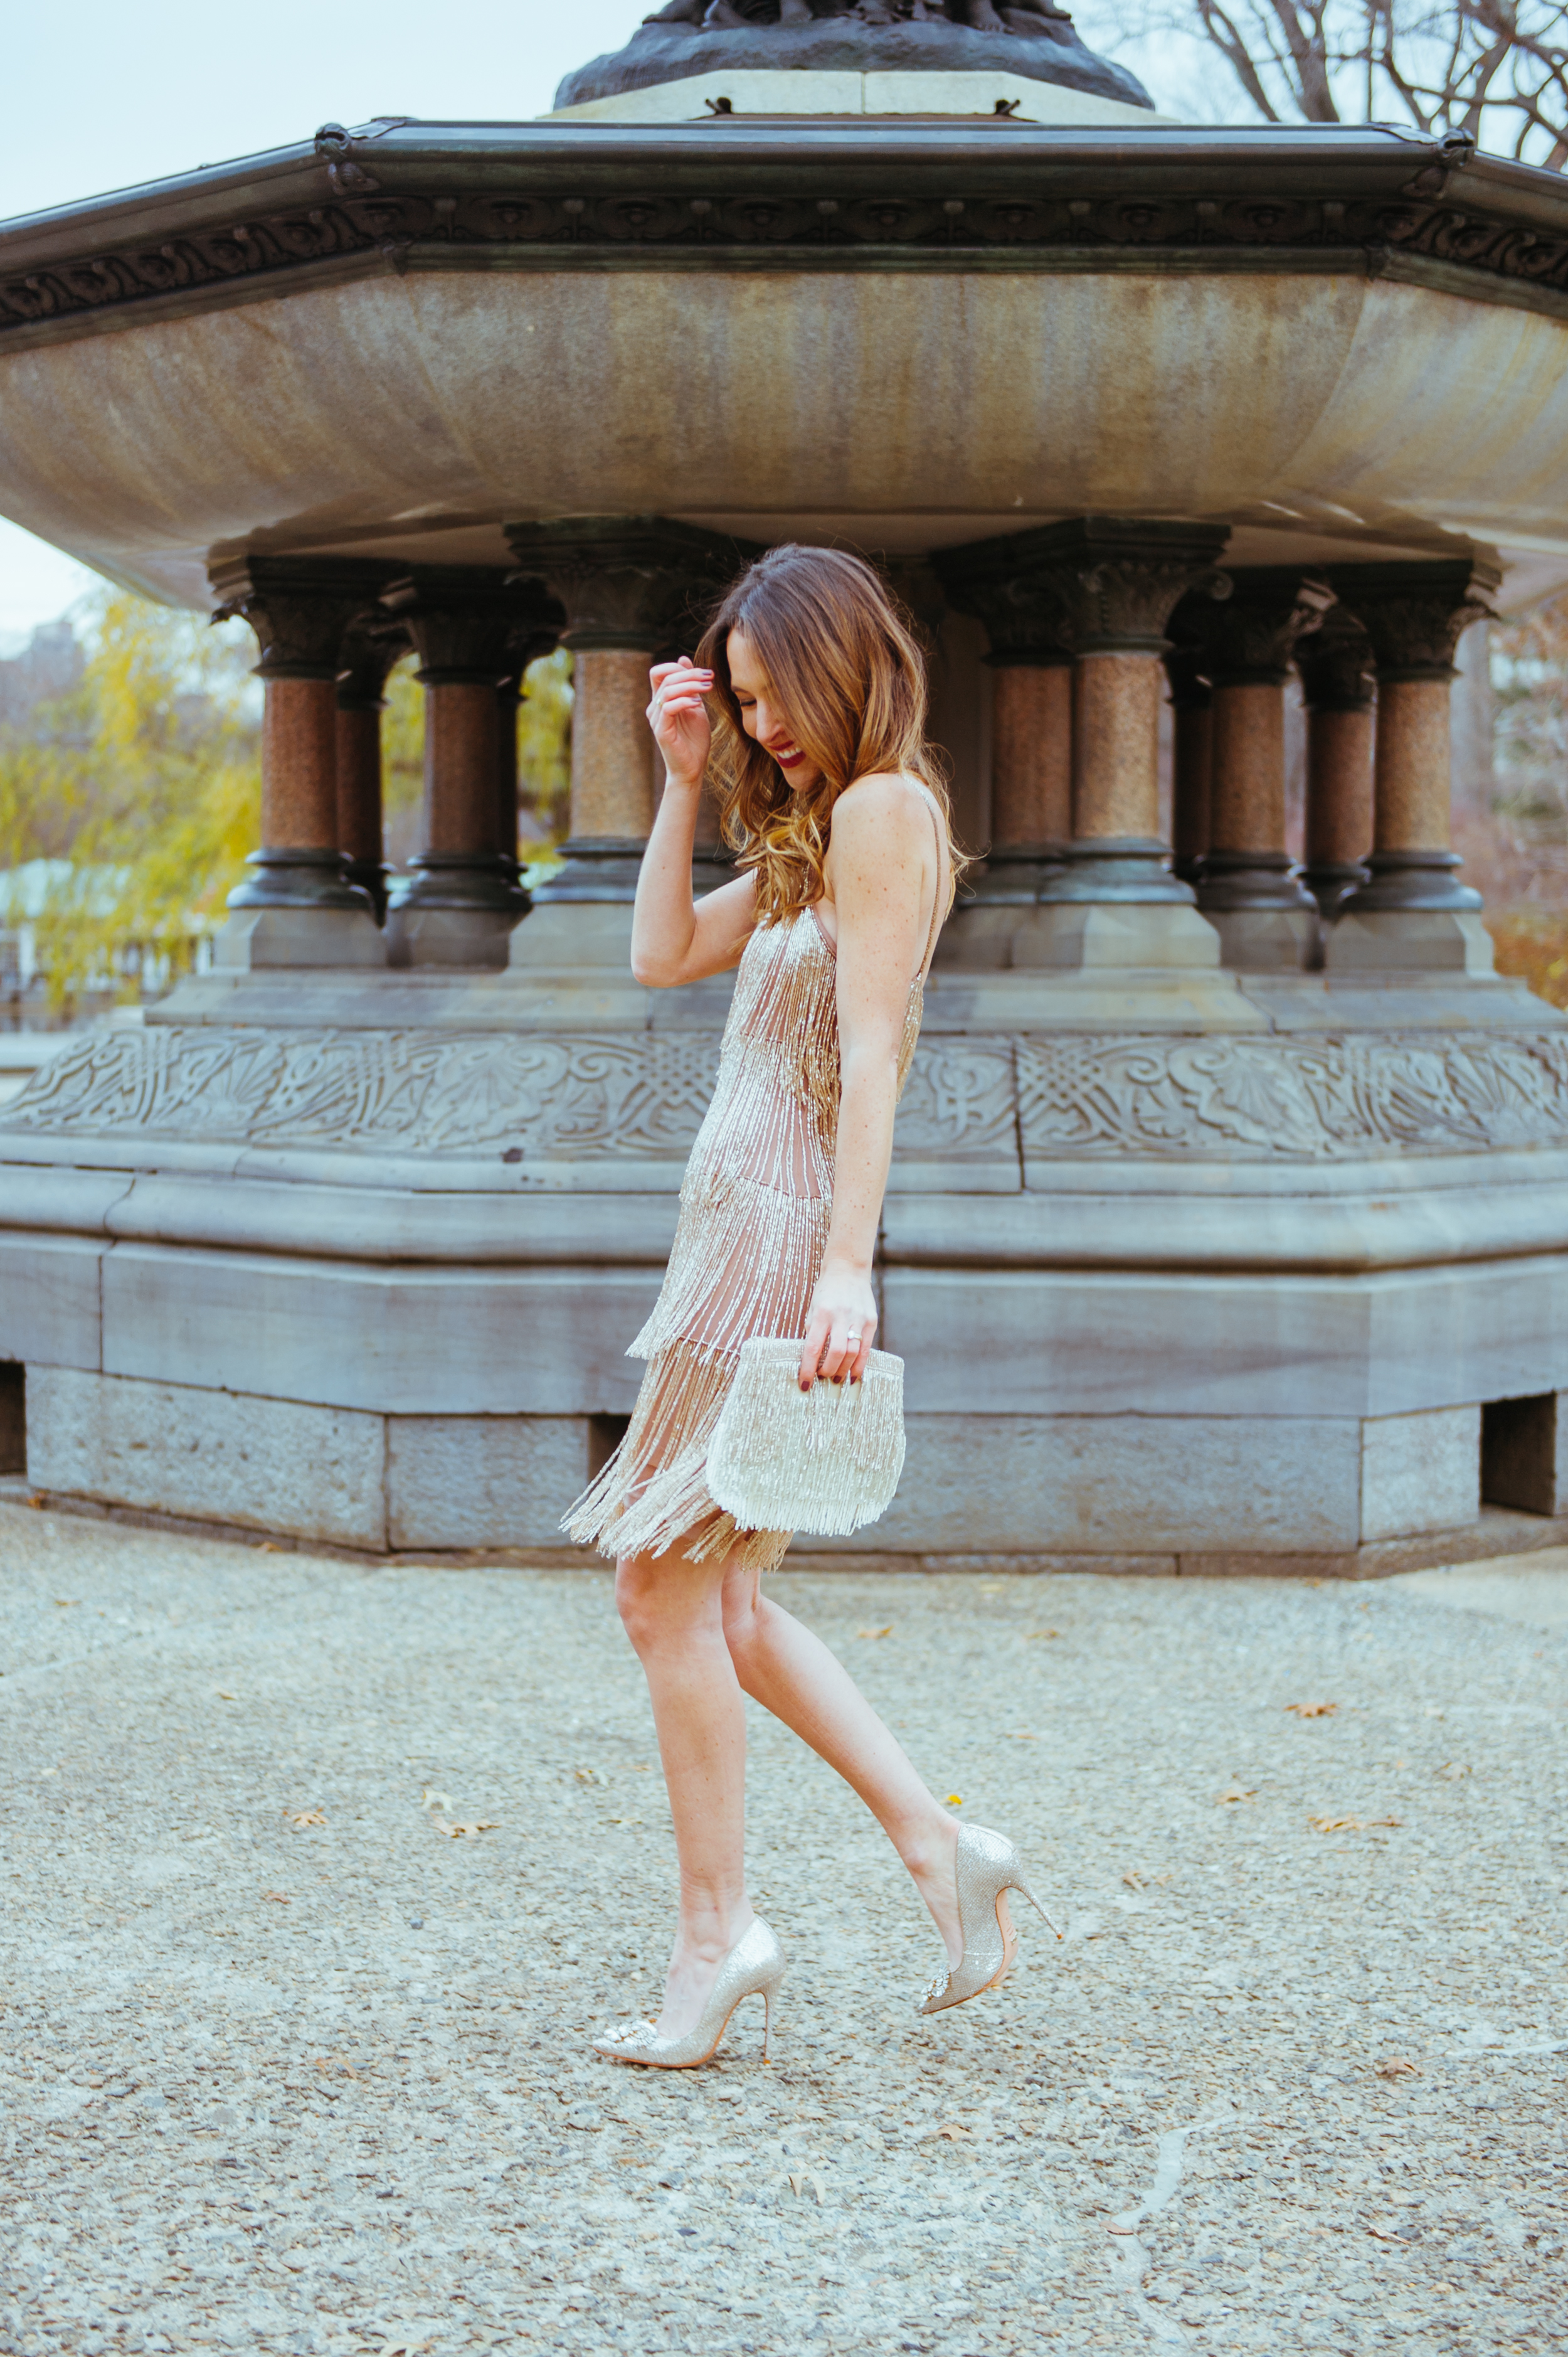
[695,545,962,925]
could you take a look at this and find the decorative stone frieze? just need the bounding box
[11,1022,1568,1169]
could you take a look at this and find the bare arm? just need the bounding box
[630,657,757,988]
[798,775,938,1391]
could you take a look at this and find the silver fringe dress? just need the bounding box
[564,905,925,1575]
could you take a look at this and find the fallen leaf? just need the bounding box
[313,2056,359,2078]
[53,1599,78,1609]
[1025,1629,1061,1640]
[435,1819,498,1839]
[574,1767,601,1784]
[857,1625,893,1639]
[1106,2223,1138,2237]
[935,2123,972,2140]
[1436,1760,1472,1780]
[28,1493,45,1510]
[262,1891,292,1906]
[285,1809,326,1828]
[215,1691,238,1703]
[1122,1871,1147,1890]
[945,1794,963,1807]
[1370,1816,1403,1828]
[1009,1732,1040,1742]
[1365,2221,1409,2242]
[1216,1785,1258,1806]
[1375,2056,1420,2080]
[1286,1701,1338,1718]
[1309,1814,1362,1833]
[419,1790,452,1813]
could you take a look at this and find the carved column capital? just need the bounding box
[381,566,564,684]
[1205,567,1334,685]
[1326,558,1499,681]
[1296,605,1375,713]
[504,516,751,652]
[933,538,1071,666]
[938,517,1231,660]
[209,554,397,679]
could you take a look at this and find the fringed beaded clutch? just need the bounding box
[706,1338,906,1538]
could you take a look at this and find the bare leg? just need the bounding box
[720,1565,962,1966]
[615,1546,755,2039]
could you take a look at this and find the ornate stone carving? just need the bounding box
[893,1039,1017,1159]
[1327,559,1500,680]
[1296,605,1375,713]
[8,181,1565,346]
[1203,567,1333,686]
[379,567,563,685]
[938,519,1231,656]
[1017,1032,1568,1160]
[9,1024,1568,1171]
[209,555,400,679]
[4,1029,724,1163]
[505,519,756,652]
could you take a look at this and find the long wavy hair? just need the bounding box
[695,545,963,925]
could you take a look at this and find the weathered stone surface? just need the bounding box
[829,1410,1364,1553]
[100,1247,658,1418]
[1361,1403,1481,1542]
[26,1366,387,1545]
[386,1415,590,1549]
[0,1232,106,1371]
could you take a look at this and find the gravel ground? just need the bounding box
[2,1503,1565,2357]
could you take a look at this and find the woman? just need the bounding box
[566,546,1054,2067]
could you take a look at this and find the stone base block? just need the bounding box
[1205,905,1320,974]
[1326,910,1497,976]
[509,902,635,972]
[931,904,1031,972]
[384,906,519,971]
[26,1366,388,1548]
[1360,1404,1481,1542]
[817,1411,1364,1555]
[1011,901,1222,971]
[386,1415,590,1548]
[215,907,386,971]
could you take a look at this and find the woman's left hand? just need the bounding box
[799,1262,877,1391]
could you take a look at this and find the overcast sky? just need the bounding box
[0,0,659,643]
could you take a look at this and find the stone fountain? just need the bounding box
[0,0,1566,1567]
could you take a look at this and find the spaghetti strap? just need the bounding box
[906,777,950,979]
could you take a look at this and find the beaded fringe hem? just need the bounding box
[561,1340,792,1575]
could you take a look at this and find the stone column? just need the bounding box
[947,521,1231,970]
[934,538,1073,966]
[1297,609,1375,918]
[208,556,388,969]
[504,518,751,966]
[334,616,408,926]
[1194,568,1333,971]
[1326,558,1500,972]
[379,569,561,969]
[495,620,563,884]
[1163,642,1213,887]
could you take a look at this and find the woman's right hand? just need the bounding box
[648,656,714,790]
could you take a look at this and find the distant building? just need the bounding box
[0,618,83,731]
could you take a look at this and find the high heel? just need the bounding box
[917,1824,1061,2016]
[593,1918,785,2068]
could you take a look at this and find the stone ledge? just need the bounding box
[4,1482,1561,1583]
